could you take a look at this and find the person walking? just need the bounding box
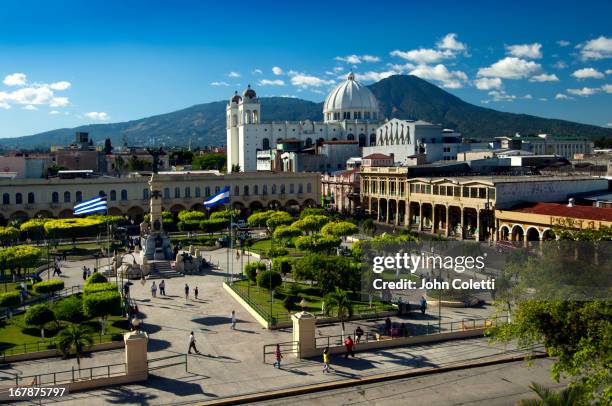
[194,286,199,300]
[184,283,190,302]
[159,280,166,296]
[82,266,87,281]
[322,347,332,373]
[151,281,157,298]
[420,296,428,315]
[385,317,392,336]
[344,335,355,359]
[273,344,282,369]
[230,310,236,329]
[86,267,92,279]
[355,326,364,343]
[188,331,200,354]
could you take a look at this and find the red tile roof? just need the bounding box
[363,153,392,159]
[511,202,612,222]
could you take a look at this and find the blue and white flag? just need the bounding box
[204,186,230,208]
[74,196,108,215]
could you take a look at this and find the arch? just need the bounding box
[346,133,355,141]
[285,199,300,211]
[34,210,53,218]
[232,201,245,212]
[511,224,524,241]
[10,211,29,221]
[75,191,83,203]
[542,228,555,241]
[27,192,35,204]
[302,198,317,208]
[110,190,117,201]
[358,134,366,147]
[267,200,282,210]
[126,206,144,223]
[58,209,73,218]
[120,189,128,201]
[369,133,376,146]
[316,137,324,145]
[108,207,123,216]
[262,138,270,150]
[526,227,540,242]
[190,203,205,212]
[2,193,9,205]
[499,225,510,241]
[253,110,259,124]
[249,201,264,212]
[169,204,186,214]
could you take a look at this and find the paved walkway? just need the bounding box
[0,248,532,405]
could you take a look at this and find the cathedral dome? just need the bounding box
[323,72,379,122]
[243,84,257,99]
[231,91,242,104]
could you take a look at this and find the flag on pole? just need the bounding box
[204,186,230,208]
[73,196,108,215]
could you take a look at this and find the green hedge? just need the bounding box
[85,272,108,284]
[83,290,122,319]
[0,291,21,308]
[33,280,65,294]
[83,282,117,295]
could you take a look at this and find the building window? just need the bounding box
[143,189,149,200]
[488,188,496,200]
[298,184,303,194]
[185,187,191,198]
[364,112,370,120]
[51,192,58,204]
[262,185,268,195]
[205,187,211,197]
[76,191,83,202]
[343,112,350,120]
[27,192,35,204]
[290,184,294,194]
[164,188,170,199]
[307,183,312,193]
[215,186,220,194]
[370,134,376,146]
[262,138,270,150]
[195,187,201,198]
[110,190,116,201]
[253,185,258,195]
[2,193,9,205]
[16,193,23,204]
[347,133,355,141]
[244,185,249,196]
[99,190,106,197]
[121,189,128,201]
[271,184,277,194]
[174,187,180,198]
[280,184,285,194]
[462,187,469,198]
[234,185,240,196]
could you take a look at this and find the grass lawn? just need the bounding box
[0,296,129,354]
[231,279,395,322]
[248,239,303,257]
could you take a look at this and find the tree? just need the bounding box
[44,218,104,240]
[200,218,227,234]
[321,221,358,238]
[517,382,585,406]
[231,164,241,172]
[247,211,275,227]
[0,226,19,246]
[210,209,240,222]
[293,254,360,294]
[103,138,113,154]
[19,219,47,241]
[300,208,326,219]
[294,234,341,254]
[54,296,85,324]
[266,211,294,231]
[24,303,55,338]
[83,290,122,335]
[244,261,266,283]
[272,225,302,243]
[323,288,354,339]
[361,218,376,236]
[56,324,94,373]
[83,282,117,295]
[85,272,108,284]
[0,245,42,282]
[272,257,293,276]
[0,292,21,317]
[291,215,330,234]
[256,270,283,291]
[192,153,226,170]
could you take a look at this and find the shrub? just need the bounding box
[266,246,288,258]
[283,294,299,311]
[273,225,302,240]
[294,234,341,253]
[210,209,240,221]
[0,226,20,245]
[272,256,293,275]
[266,212,293,230]
[200,218,228,234]
[177,220,201,232]
[321,221,358,237]
[256,270,283,291]
[54,296,85,323]
[247,211,275,227]
[291,215,330,234]
[33,280,65,295]
[85,272,108,284]
[24,303,55,337]
[0,291,21,308]
[20,219,48,241]
[300,208,326,218]
[83,282,117,295]
[43,218,104,239]
[244,261,266,283]
[178,210,206,222]
[83,290,122,319]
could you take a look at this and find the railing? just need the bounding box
[0,363,126,388]
[1,285,83,320]
[262,341,299,364]
[0,332,120,361]
[314,316,508,349]
[148,354,188,373]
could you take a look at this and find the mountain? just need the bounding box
[1,75,610,149]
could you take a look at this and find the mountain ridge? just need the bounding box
[1,75,610,149]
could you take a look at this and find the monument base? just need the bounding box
[140,232,173,261]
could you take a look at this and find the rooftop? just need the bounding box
[508,202,612,222]
[363,153,392,159]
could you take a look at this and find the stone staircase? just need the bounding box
[146,260,184,279]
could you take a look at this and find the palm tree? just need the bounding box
[517,382,584,406]
[56,325,94,375]
[323,288,354,340]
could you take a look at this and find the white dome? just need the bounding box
[323,72,379,122]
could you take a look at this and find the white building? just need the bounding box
[226,72,382,172]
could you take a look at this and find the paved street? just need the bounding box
[0,248,538,405]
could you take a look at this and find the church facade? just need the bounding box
[226,72,382,172]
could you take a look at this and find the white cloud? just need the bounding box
[333,66,344,73]
[290,74,335,88]
[474,77,502,90]
[0,102,10,109]
[477,57,541,79]
[272,66,283,75]
[601,84,612,94]
[227,71,241,78]
[50,97,69,107]
[390,48,454,64]
[523,94,533,99]
[487,90,516,102]
[553,61,567,69]
[606,69,612,75]
[557,40,571,47]
[567,87,600,96]
[3,73,27,86]
[555,93,572,100]
[529,73,559,82]
[24,104,37,110]
[85,111,109,121]
[579,36,612,60]
[572,68,605,80]
[539,98,548,101]
[6,86,54,105]
[49,110,60,115]
[48,81,71,90]
[258,79,285,86]
[409,64,468,88]
[252,69,263,75]
[437,33,466,51]
[352,70,397,82]
[210,81,230,86]
[506,43,542,59]
[335,54,380,64]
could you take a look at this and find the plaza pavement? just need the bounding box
[0,248,537,405]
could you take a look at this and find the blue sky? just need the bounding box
[0,0,611,138]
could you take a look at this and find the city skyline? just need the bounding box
[0,0,611,138]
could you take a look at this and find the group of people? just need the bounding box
[149,280,168,298]
[81,265,94,281]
